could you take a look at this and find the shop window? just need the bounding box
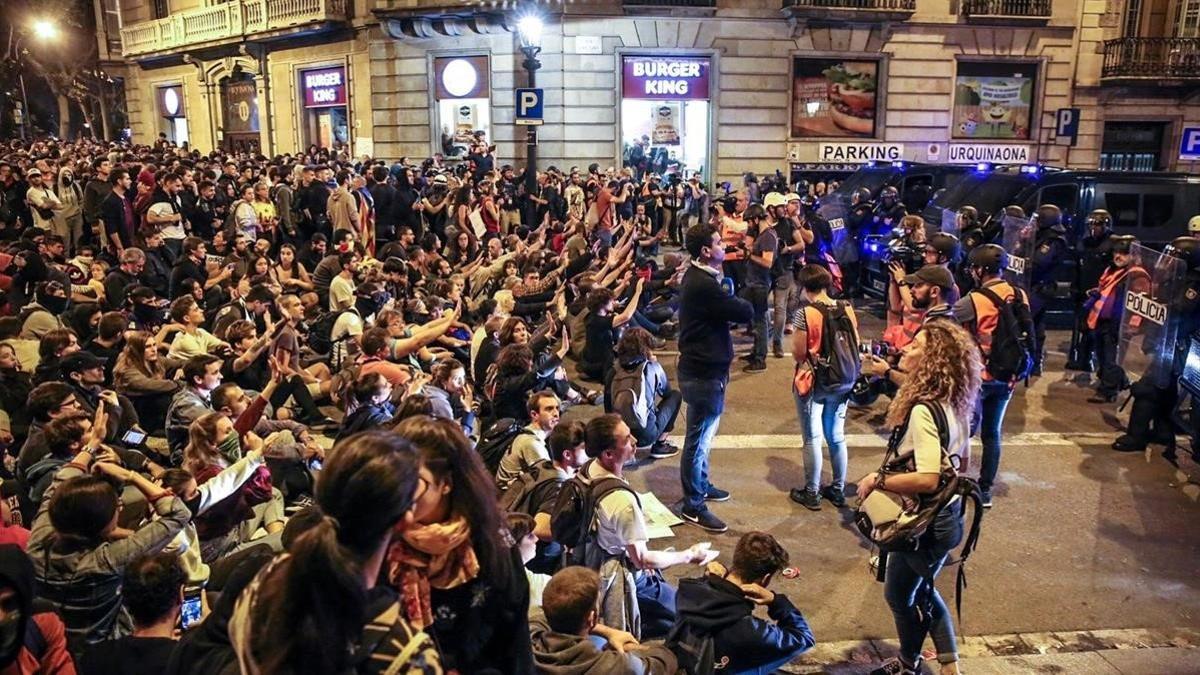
[299,66,350,150]
[433,56,491,159]
[1101,122,1166,172]
[621,56,712,177]
[157,85,188,145]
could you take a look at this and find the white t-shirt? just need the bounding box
[330,310,363,367]
[495,426,549,490]
[902,401,969,476]
[329,274,355,311]
[149,199,185,240]
[587,462,648,557]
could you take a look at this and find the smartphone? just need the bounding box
[180,585,204,630]
[308,457,323,472]
[121,429,147,446]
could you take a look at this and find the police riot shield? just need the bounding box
[1000,215,1033,293]
[941,208,959,236]
[1117,244,1185,389]
[817,192,855,265]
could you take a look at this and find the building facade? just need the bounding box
[97,0,1200,181]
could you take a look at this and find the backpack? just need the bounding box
[974,286,1034,382]
[307,309,350,357]
[609,361,651,433]
[223,199,246,234]
[665,620,718,675]
[810,302,861,402]
[328,362,362,410]
[475,418,533,477]
[853,402,985,621]
[498,459,561,516]
[550,461,639,567]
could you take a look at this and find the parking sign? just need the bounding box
[515,88,544,126]
[1181,127,1200,161]
[1055,108,1080,146]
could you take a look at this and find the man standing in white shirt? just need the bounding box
[146,173,188,257]
[25,169,62,231]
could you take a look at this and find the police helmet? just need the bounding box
[927,232,960,257]
[1086,209,1113,231]
[1035,204,1062,228]
[849,376,881,406]
[956,205,979,226]
[743,204,768,222]
[852,187,872,205]
[1164,236,1200,272]
[793,180,810,196]
[880,186,899,202]
[967,243,1007,273]
[1003,205,1026,219]
[1110,234,1137,255]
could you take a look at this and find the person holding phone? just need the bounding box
[77,552,190,675]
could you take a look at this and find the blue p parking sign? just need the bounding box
[1180,127,1200,161]
[515,88,544,126]
[1055,108,1079,146]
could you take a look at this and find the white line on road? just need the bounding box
[669,431,1119,450]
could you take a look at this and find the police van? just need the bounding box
[921,165,1200,323]
[822,161,972,217]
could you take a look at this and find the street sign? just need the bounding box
[515,88,544,126]
[1055,108,1080,146]
[1180,126,1200,161]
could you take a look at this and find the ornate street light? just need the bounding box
[516,12,542,230]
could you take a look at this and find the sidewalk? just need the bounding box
[780,627,1200,674]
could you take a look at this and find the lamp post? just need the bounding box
[5,19,60,140]
[516,14,542,229]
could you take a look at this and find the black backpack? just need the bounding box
[475,418,533,477]
[665,620,718,675]
[974,286,1034,382]
[499,459,561,516]
[550,461,639,567]
[307,309,349,357]
[810,301,861,402]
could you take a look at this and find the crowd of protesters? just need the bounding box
[5,129,1188,675]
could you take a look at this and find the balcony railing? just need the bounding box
[622,0,716,6]
[962,0,1051,18]
[1101,38,1200,81]
[782,0,916,20]
[121,0,347,57]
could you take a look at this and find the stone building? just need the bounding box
[95,0,1200,181]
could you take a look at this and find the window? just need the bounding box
[152,0,169,20]
[1123,0,1142,36]
[952,61,1038,141]
[1142,193,1176,227]
[901,174,934,212]
[1101,122,1166,172]
[1038,184,1078,216]
[433,56,491,159]
[1095,188,1140,229]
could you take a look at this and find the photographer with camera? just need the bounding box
[884,215,929,330]
[862,265,958,393]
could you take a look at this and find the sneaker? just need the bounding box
[820,484,847,509]
[1088,391,1118,403]
[649,441,680,459]
[981,490,994,508]
[1111,435,1147,453]
[789,488,822,511]
[869,657,921,675]
[704,486,731,502]
[650,336,668,350]
[301,416,338,429]
[772,343,785,359]
[742,360,767,373]
[681,507,728,533]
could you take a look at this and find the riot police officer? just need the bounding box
[838,187,874,297]
[1027,204,1069,375]
[924,232,962,304]
[870,186,906,237]
[1068,209,1116,370]
[955,205,983,293]
[1082,235,1148,402]
[1112,236,1200,457]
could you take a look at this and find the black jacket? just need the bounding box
[671,573,815,674]
[677,264,753,380]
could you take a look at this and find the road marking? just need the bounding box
[669,431,1119,450]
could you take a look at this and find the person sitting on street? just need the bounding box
[606,327,681,461]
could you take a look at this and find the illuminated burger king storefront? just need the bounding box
[298,66,350,149]
[620,55,711,177]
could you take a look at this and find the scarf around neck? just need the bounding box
[387,516,480,629]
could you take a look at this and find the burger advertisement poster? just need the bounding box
[791,58,880,139]
[952,62,1037,140]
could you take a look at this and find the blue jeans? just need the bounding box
[883,505,963,667]
[744,285,770,361]
[794,392,849,493]
[635,570,677,640]
[679,375,727,511]
[974,380,1014,493]
[631,310,661,334]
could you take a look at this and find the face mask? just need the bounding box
[39,295,68,315]
[217,431,242,462]
[0,611,21,657]
[132,303,159,322]
[62,176,73,186]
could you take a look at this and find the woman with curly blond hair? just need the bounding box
[856,320,981,675]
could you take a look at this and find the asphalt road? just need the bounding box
[577,305,1200,646]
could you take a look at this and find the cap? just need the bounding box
[904,264,956,291]
[763,192,788,209]
[60,351,106,376]
[784,193,803,203]
[25,168,41,178]
[1188,215,1200,235]
[433,174,448,184]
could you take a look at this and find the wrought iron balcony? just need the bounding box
[961,0,1051,22]
[782,0,916,22]
[1101,38,1200,83]
[121,0,347,58]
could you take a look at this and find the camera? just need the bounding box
[882,235,924,275]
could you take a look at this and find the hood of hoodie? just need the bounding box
[0,545,34,667]
[674,573,754,634]
[615,354,648,371]
[530,616,632,675]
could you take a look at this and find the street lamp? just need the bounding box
[6,18,60,140]
[516,13,542,229]
[31,20,59,42]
